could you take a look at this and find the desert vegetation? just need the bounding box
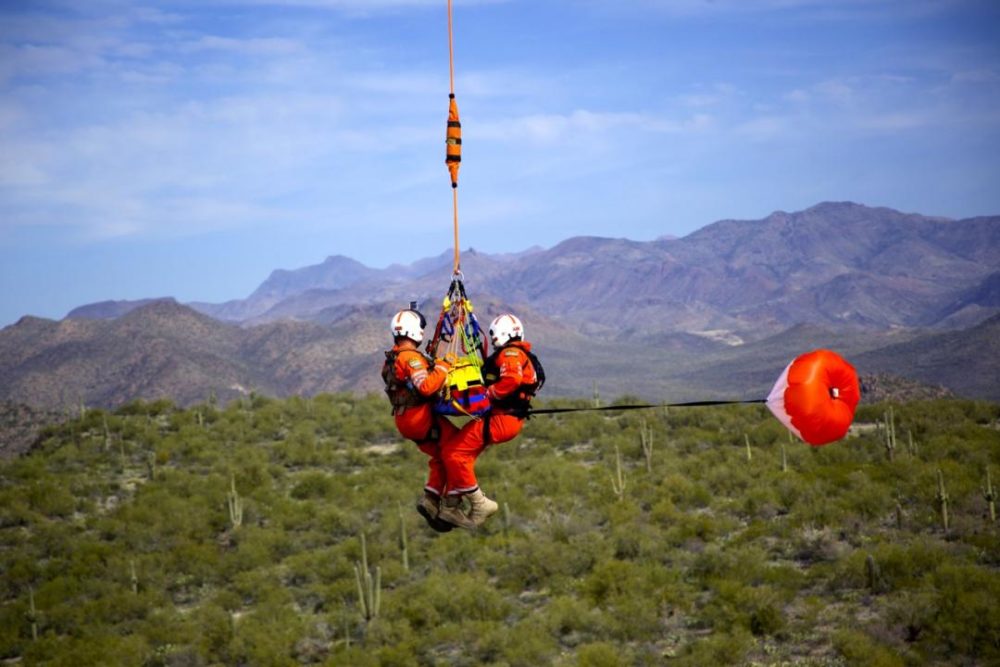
[1,393,998,665]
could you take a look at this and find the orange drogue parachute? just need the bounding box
[766,349,861,446]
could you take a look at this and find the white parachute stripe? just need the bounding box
[766,360,803,441]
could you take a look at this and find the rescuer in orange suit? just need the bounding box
[382,308,458,532]
[438,313,543,529]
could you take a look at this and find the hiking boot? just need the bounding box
[416,492,453,533]
[467,488,499,526]
[437,493,478,530]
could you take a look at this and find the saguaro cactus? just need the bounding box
[883,408,896,461]
[130,559,139,594]
[353,533,381,621]
[865,554,883,593]
[145,451,156,481]
[26,587,38,641]
[610,445,626,501]
[984,468,996,524]
[103,414,112,452]
[397,503,409,572]
[640,420,654,473]
[227,475,244,530]
[936,469,950,532]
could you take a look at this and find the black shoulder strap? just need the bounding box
[522,348,545,392]
[482,348,501,384]
[381,350,396,387]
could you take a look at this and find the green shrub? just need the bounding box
[501,618,560,666]
[1,395,997,665]
[922,563,1000,660]
[833,628,904,667]
[290,471,337,499]
[673,628,752,666]
[576,641,628,666]
[22,633,150,667]
[25,478,75,518]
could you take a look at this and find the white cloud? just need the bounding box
[783,88,810,104]
[456,69,552,98]
[477,109,709,145]
[951,69,1000,84]
[735,115,790,140]
[604,0,961,20]
[855,112,931,131]
[179,35,305,56]
[348,71,441,95]
[677,83,739,108]
[202,0,506,12]
[1,0,996,252]
[0,43,105,83]
[813,79,855,105]
[0,154,50,187]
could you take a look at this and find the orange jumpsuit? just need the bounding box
[385,345,457,496]
[441,341,538,496]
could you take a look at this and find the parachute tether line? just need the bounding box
[528,398,767,417]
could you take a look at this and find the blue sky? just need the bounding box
[1,0,999,326]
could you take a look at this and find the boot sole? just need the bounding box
[470,508,498,527]
[416,503,454,533]
[437,510,479,530]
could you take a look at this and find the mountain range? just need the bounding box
[4,202,999,409]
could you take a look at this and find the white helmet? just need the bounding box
[489,313,524,348]
[391,310,425,343]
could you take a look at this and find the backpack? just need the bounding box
[482,344,545,415]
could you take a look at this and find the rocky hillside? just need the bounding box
[0,402,66,458]
[852,313,1000,401]
[5,202,997,410]
[507,202,999,337]
[67,203,999,340]
[2,301,997,410]
[165,202,1000,340]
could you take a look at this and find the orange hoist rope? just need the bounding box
[447,0,455,96]
[445,0,462,273]
[452,188,459,271]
